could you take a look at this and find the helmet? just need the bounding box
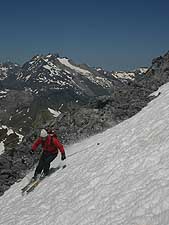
[40,129,48,138]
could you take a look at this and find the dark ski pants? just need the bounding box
[34,151,58,177]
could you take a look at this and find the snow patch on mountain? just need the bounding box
[43,65,60,77]
[112,67,148,81]
[43,61,61,77]
[48,108,61,118]
[57,58,112,88]
[0,91,7,94]
[0,142,5,154]
[58,58,91,75]
[136,67,148,74]
[0,91,7,99]
[3,126,14,136]
[25,75,31,81]
[29,55,40,63]
[95,76,111,86]
[15,132,24,144]
[1,67,8,72]
[46,54,52,58]
[96,68,102,71]
[113,71,136,80]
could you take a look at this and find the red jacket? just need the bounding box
[32,135,65,154]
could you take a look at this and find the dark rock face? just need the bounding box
[0,153,33,196]
[0,134,40,196]
[134,51,169,91]
[0,90,34,132]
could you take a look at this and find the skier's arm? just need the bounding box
[32,138,42,151]
[53,138,65,154]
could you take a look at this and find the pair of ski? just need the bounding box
[21,165,66,195]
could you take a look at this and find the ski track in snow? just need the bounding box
[1,84,169,224]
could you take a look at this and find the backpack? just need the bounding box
[46,128,57,138]
[46,128,58,149]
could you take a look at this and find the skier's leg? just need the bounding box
[43,152,57,175]
[33,152,46,178]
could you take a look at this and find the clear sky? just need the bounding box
[0,0,169,71]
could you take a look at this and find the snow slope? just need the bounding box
[1,83,169,225]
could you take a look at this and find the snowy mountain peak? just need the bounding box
[15,54,120,97]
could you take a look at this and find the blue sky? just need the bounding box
[0,0,169,71]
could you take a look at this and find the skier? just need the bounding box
[30,129,66,180]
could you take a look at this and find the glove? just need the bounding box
[61,152,66,161]
[30,149,34,155]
